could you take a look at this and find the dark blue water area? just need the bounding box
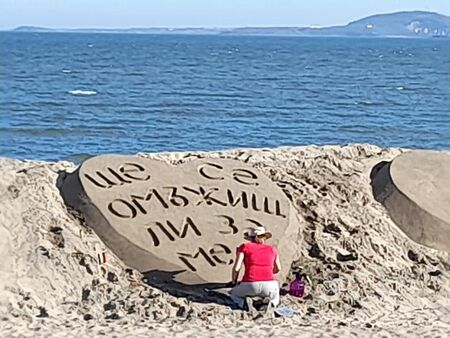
[0,32,449,162]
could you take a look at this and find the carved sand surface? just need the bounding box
[372,151,450,253]
[1,145,449,338]
[61,156,301,285]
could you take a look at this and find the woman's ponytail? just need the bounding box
[254,235,265,244]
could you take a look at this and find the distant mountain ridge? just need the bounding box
[11,11,450,37]
[298,11,450,37]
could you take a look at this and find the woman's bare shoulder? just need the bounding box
[237,242,249,251]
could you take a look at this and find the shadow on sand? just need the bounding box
[142,269,232,305]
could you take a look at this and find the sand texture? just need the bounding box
[0,144,449,337]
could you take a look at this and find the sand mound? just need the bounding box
[372,150,450,253]
[1,145,449,337]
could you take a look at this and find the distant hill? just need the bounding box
[296,11,450,37]
[10,11,450,37]
[13,26,56,33]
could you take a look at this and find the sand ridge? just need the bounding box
[0,144,449,337]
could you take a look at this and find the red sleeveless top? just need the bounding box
[237,242,277,282]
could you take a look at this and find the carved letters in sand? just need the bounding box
[61,156,300,285]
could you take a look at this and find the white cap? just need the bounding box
[245,226,272,239]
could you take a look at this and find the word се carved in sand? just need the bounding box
[80,159,291,276]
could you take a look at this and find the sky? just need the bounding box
[1,0,450,30]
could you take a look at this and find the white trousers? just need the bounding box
[230,281,280,308]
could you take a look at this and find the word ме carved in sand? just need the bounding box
[61,156,300,284]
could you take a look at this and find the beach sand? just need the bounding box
[0,144,449,337]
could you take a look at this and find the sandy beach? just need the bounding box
[1,144,449,337]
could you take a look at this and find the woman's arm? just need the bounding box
[273,255,281,274]
[231,252,244,285]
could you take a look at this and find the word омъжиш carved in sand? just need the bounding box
[61,156,300,285]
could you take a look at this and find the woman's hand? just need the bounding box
[231,252,244,284]
[226,281,237,288]
[273,256,281,274]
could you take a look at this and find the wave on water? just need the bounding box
[354,100,384,106]
[68,90,97,96]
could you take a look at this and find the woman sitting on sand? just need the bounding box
[230,226,281,309]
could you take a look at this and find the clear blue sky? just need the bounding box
[1,0,450,30]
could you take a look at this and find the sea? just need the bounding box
[1,32,449,162]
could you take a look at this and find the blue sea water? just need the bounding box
[1,32,449,162]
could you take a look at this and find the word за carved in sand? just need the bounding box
[61,156,300,284]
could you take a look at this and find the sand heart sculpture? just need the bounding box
[61,156,301,285]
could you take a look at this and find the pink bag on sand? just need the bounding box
[289,275,305,297]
